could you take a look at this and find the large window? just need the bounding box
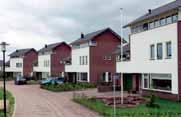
[150,44,155,60]
[157,43,163,60]
[142,73,172,91]
[166,41,172,58]
[151,74,172,91]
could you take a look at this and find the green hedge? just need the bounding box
[41,82,96,92]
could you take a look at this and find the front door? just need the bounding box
[123,74,133,91]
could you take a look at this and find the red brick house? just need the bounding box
[65,28,124,84]
[6,48,38,78]
[33,42,71,79]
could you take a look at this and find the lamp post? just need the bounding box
[120,8,124,105]
[0,42,9,117]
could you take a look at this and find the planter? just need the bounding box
[97,85,112,92]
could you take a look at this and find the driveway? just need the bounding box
[3,82,99,117]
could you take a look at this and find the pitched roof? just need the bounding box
[71,28,125,45]
[124,0,180,28]
[9,48,35,58]
[38,42,67,53]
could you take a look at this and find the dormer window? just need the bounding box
[143,23,148,31]
[166,16,172,24]
[154,20,160,28]
[160,18,166,26]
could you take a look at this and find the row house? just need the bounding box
[6,48,38,78]
[65,28,123,84]
[33,42,71,79]
[116,0,181,101]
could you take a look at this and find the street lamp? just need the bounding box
[0,42,9,117]
[120,8,124,105]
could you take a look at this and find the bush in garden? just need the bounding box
[146,92,160,108]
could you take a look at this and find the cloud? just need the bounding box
[0,0,175,59]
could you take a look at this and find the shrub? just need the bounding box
[146,93,160,108]
[41,82,96,92]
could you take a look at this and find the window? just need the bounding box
[166,16,172,24]
[150,44,155,60]
[166,42,172,58]
[143,23,148,31]
[79,56,82,65]
[85,56,88,65]
[160,18,166,26]
[78,73,88,82]
[44,60,50,67]
[154,20,160,27]
[151,74,172,91]
[143,74,150,89]
[157,43,163,59]
[16,63,22,68]
[149,22,154,29]
[82,56,84,65]
[172,14,178,22]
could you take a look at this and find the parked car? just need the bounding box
[40,77,64,85]
[14,76,27,85]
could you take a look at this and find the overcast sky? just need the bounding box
[0,0,175,59]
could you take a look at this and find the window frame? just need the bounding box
[150,44,155,60]
[166,41,172,59]
[157,43,163,60]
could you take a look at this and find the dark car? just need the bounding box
[14,76,27,85]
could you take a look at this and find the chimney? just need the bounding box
[148,9,152,14]
[45,44,48,48]
[81,32,84,39]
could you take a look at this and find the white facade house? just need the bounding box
[33,54,51,79]
[65,44,90,82]
[6,58,23,77]
[116,0,181,100]
[65,28,122,83]
[33,42,71,79]
[5,48,37,78]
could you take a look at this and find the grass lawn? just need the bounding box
[41,82,96,92]
[73,97,181,117]
[0,88,15,117]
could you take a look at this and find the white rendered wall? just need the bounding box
[116,23,178,94]
[6,58,23,75]
[33,54,51,74]
[65,46,90,82]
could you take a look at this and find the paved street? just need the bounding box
[3,82,99,117]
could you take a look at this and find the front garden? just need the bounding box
[0,88,15,117]
[73,94,181,117]
[41,82,96,92]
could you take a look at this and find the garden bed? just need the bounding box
[73,93,181,117]
[0,88,15,117]
[41,82,96,92]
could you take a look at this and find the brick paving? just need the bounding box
[3,82,99,117]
